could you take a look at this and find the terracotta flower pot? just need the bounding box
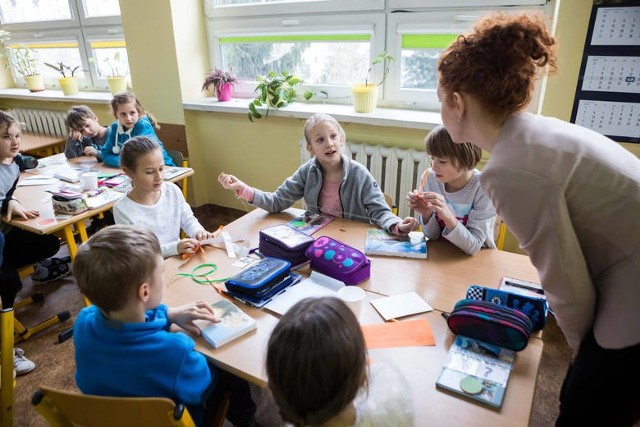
[216,83,233,102]
[24,74,44,92]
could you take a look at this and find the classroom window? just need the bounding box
[205,0,551,111]
[0,0,127,92]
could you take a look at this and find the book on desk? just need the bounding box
[364,229,427,259]
[163,166,193,180]
[436,335,515,409]
[195,299,257,348]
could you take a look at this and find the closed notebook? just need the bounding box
[195,299,257,348]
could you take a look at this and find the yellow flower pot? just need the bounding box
[58,76,79,96]
[352,83,379,113]
[107,76,128,95]
[24,74,44,92]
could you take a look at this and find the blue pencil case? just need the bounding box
[466,285,548,331]
[225,257,298,307]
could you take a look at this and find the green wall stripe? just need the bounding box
[402,34,458,49]
[220,34,370,44]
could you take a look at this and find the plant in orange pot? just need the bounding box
[352,51,394,113]
[45,61,81,96]
[202,68,237,102]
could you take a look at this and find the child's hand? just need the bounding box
[394,217,418,236]
[167,301,219,336]
[177,238,200,255]
[68,129,82,141]
[83,146,98,157]
[195,229,215,241]
[218,172,245,192]
[7,200,38,221]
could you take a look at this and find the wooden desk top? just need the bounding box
[20,132,65,154]
[4,154,194,235]
[162,208,543,426]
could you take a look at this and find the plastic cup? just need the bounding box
[38,195,56,225]
[337,286,366,319]
[80,171,98,192]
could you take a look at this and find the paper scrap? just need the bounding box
[361,318,435,349]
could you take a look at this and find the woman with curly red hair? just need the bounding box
[437,12,640,426]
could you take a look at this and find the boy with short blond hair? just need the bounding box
[64,105,109,160]
[73,224,257,427]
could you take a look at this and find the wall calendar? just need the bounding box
[571,2,640,143]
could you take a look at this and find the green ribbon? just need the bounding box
[174,263,230,285]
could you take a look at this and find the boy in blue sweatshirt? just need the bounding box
[72,224,257,426]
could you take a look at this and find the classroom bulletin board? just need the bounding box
[570,1,640,143]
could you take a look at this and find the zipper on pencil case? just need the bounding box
[458,303,533,331]
[453,309,531,337]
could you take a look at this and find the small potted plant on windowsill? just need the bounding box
[101,52,128,95]
[202,68,237,102]
[352,51,394,113]
[0,31,44,92]
[45,61,81,96]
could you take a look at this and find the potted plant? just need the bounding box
[248,71,325,122]
[0,31,44,92]
[202,68,237,102]
[44,61,81,95]
[101,52,128,95]
[352,51,394,113]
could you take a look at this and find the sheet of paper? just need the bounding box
[264,271,344,316]
[17,175,58,186]
[361,318,435,349]
[369,291,433,321]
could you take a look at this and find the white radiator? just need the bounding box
[11,108,68,138]
[300,139,428,218]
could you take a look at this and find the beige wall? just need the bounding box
[1,0,638,254]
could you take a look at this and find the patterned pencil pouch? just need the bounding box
[446,299,533,351]
[466,285,548,331]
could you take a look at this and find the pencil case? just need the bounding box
[466,285,548,331]
[305,236,371,286]
[225,257,296,305]
[446,299,533,351]
[259,224,315,267]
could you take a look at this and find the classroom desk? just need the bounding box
[3,154,194,258]
[162,207,544,427]
[20,133,65,156]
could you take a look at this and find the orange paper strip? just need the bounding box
[361,318,435,349]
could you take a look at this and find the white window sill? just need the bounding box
[0,88,112,104]
[182,97,441,130]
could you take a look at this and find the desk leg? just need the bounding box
[76,220,89,243]
[62,226,78,259]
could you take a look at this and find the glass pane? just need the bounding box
[36,47,85,79]
[401,48,441,90]
[83,0,121,18]
[214,0,324,5]
[221,40,369,85]
[92,47,129,78]
[0,0,71,24]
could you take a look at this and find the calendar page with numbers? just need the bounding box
[571,3,640,143]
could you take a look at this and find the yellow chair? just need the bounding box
[494,215,507,251]
[32,386,197,427]
[166,149,189,200]
[1,308,15,427]
[383,193,398,215]
[11,266,71,343]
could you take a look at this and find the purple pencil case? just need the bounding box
[305,236,371,285]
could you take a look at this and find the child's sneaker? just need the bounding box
[14,348,35,376]
[37,256,71,268]
[31,261,70,284]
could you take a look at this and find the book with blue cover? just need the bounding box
[195,299,257,348]
[364,229,427,259]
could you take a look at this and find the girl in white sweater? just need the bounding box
[113,136,215,258]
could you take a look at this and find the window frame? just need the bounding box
[0,0,124,92]
[205,0,554,112]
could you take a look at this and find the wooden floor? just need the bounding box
[10,204,571,427]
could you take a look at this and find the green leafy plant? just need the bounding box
[101,51,126,77]
[44,61,80,78]
[248,71,326,122]
[365,51,394,87]
[0,30,39,77]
